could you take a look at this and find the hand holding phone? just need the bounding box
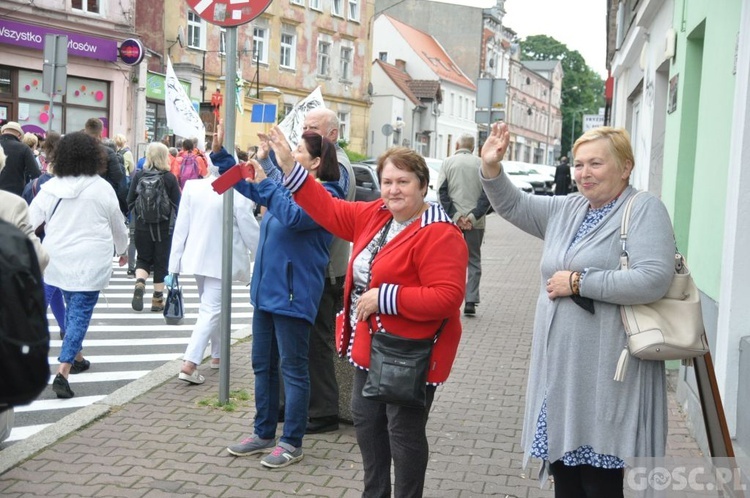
[212,162,255,194]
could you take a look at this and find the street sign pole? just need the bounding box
[184,0,274,405]
[218,26,238,404]
[43,34,68,133]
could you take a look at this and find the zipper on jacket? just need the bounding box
[286,260,294,303]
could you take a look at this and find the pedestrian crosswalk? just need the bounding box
[4,262,254,445]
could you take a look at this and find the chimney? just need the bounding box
[395,59,406,71]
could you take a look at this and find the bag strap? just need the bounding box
[369,314,448,343]
[48,198,63,224]
[619,191,646,270]
[365,217,447,342]
[367,218,393,283]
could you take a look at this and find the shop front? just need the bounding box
[0,18,132,137]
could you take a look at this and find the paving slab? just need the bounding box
[0,214,702,497]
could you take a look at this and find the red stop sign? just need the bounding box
[185,0,273,27]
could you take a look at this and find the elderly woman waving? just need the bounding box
[265,125,467,497]
[480,122,675,497]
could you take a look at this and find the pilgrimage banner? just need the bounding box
[165,57,206,150]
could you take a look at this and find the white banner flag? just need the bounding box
[277,86,325,149]
[165,57,206,150]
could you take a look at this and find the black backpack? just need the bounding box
[135,170,172,224]
[0,219,50,407]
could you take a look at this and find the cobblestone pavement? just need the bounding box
[0,214,702,497]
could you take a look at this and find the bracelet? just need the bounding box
[569,271,581,295]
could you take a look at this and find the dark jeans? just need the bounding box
[351,368,436,498]
[550,461,624,498]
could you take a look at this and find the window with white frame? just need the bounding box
[331,0,343,17]
[317,40,331,77]
[348,0,360,21]
[187,11,206,50]
[72,0,99,13]
[309,0,321,9]
[253,27,269,64]
[280,28,296,69]
[338,112,350,142]
[340,46,353,81]
[219,28,226,56]
[291,0,304,4]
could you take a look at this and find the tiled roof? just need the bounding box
[373,59,423,106]
[408,80,442,103]
[384,15,476,91]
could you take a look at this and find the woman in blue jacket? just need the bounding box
[212,126,342,469]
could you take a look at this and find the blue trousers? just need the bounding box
[58,291,99,365]
[45,283,66,335]
[252,309,311,448]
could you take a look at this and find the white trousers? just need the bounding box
[183,275,222,365]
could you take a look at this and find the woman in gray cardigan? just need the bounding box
[480,123,675,497]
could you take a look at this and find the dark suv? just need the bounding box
[352,163,381,201]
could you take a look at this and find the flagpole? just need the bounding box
[219,26,238,405]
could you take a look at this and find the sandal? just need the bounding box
[178,370,205,385]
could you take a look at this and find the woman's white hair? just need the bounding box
[145,142,171,172]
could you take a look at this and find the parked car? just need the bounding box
[422,157,443,204]
[502,161,554,195]
[509,177,534,194]
[351,162,381,202]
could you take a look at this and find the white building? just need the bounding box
[372,14,477,159]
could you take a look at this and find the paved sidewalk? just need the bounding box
[0,215,702,497]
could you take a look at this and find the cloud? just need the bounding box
[504,0,608,79]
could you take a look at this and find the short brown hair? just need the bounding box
[84,118,104,138]
[376,147,429,190]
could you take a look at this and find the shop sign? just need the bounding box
[146,72,192,102]
[119,38,145,66]
[0,18,117,62]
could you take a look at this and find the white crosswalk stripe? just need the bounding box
[5,261,254,446]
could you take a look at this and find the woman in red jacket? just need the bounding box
[265,126,467,497]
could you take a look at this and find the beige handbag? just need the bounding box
[613,192,709,382]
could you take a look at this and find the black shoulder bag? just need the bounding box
[361,219,448,407]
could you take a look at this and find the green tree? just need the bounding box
[519,35,605,158]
